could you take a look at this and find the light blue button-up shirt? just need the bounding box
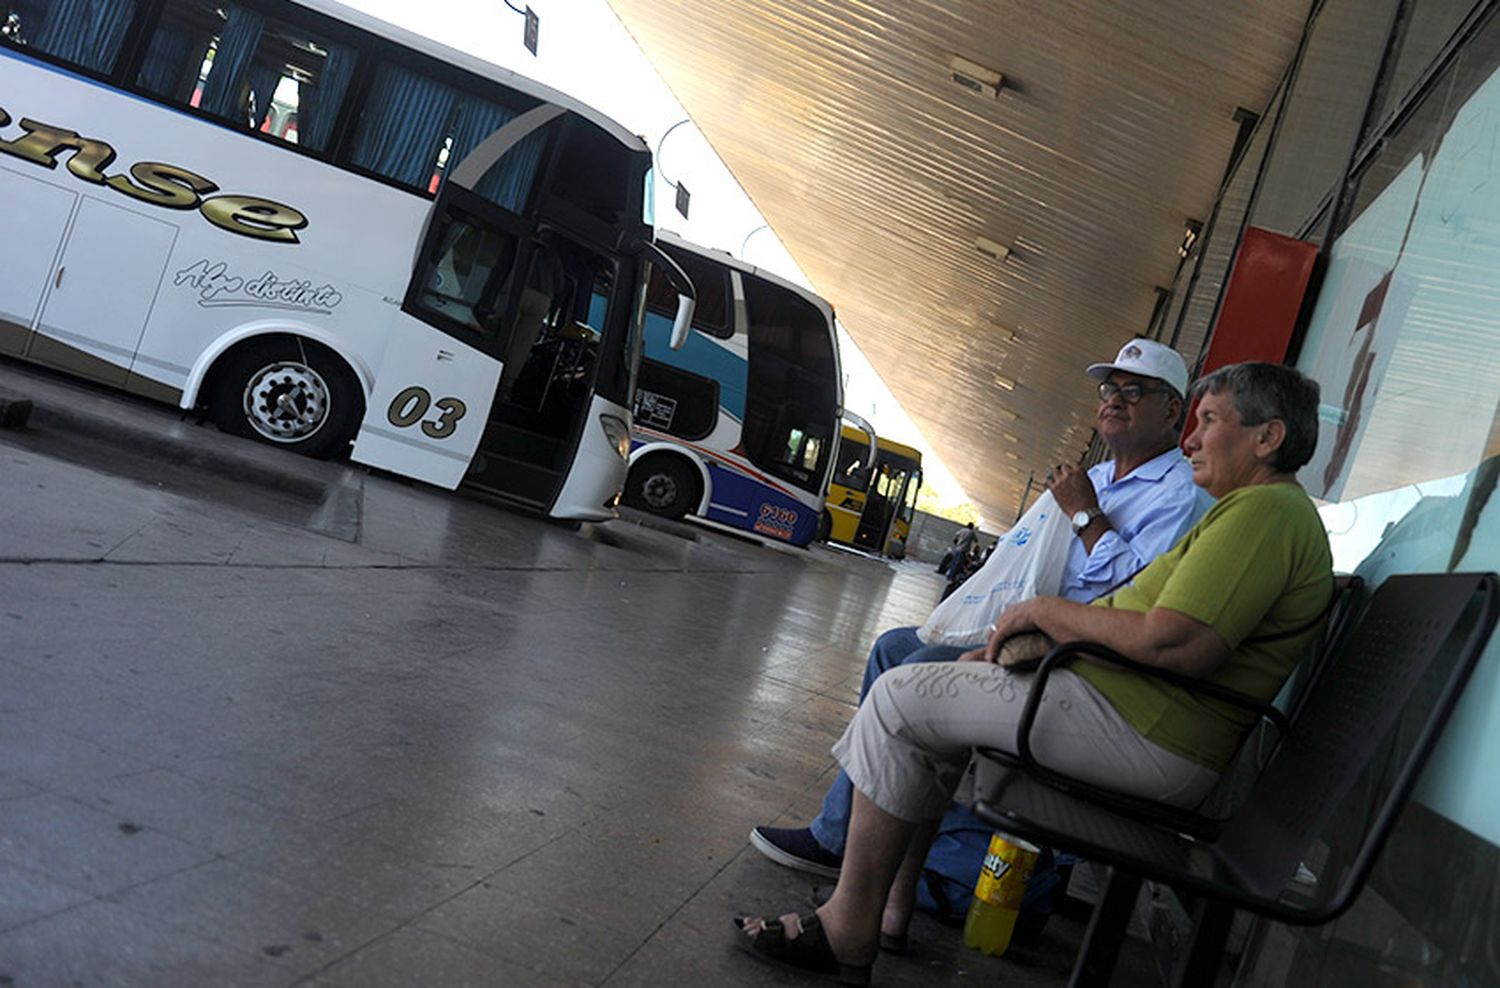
[1058,448,1213,603]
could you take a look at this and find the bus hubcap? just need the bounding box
[243,361,330,443]
[641,472,679,509]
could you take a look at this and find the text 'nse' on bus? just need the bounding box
[620,233,842,547]
[0,0,694,521]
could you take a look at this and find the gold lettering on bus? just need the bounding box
[199,195,308,243]
[106,162,218,209]
[0,118,117,183]
[0,106,308,244]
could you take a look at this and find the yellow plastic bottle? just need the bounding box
[963,832,1040,957]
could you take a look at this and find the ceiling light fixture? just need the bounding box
[996,408,1019,422]
[950,55,1004,100]
[1179,219,1203,259]
[975,235,1011,262]
[993,375,1016,391]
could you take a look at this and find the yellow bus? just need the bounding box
[821,424,922,553]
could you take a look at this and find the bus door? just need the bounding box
[350,183,527,489]
[367,177,638,509]
[854,461,906,550]
[462,226,629,509]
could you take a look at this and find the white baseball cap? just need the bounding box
[1086,338,1189,397]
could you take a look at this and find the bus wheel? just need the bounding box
[815,510,833,542]
[210,338,363,460]
[624,455,697,520]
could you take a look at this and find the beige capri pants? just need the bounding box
[832,660,1220,822]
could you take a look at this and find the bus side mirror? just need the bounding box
[669,294,695,350]
[636,239,696,350]
[842,410,879,466]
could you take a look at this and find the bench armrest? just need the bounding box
[998,640,1289,813]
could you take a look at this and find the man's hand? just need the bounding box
[1046,463,1099,517]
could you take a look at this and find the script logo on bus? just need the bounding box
[0,109,309,243]
[175,259,343,314]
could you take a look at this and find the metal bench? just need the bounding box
[971,571,1499,987]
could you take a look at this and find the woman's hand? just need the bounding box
[983,598,1046,663]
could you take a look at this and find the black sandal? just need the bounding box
[809,886,908,955]
[732,910,873,986]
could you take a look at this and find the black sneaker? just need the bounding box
[748,826,843,878]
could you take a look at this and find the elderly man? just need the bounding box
[750,338,1213,898]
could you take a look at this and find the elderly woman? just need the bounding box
[735,362,1333,985]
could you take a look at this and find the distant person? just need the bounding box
[734,362,1334,982]
[748,339,1213,909]
[943,522,978,579]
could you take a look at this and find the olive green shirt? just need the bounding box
[1075,483,1333,769]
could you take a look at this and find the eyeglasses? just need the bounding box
[1098,381,1170,404]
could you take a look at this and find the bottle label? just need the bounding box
[974,834,1039,908]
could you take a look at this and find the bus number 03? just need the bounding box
[386,386,467,439]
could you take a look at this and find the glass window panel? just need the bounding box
[645,250,729,337]
[1372,0,1482,126]
[832,437,872,490]
[1298,13,1500,503]
[136,0,354,153]
[1252,0,1397,236]
[739,274,838,492]
[633,358,718,440]
[2,0,136,75]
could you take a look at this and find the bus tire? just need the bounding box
[623,454,698,520]
[815,509,832,542]
[209,337,363,460]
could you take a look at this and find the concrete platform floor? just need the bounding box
[0,359,1155,987]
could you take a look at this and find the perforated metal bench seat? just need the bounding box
[970,571,1500,988]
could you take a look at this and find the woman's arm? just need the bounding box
[982,596,1230,677]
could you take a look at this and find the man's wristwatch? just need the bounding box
[1071,507,1104,533]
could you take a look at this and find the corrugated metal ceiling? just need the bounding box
[607,0,1310,526]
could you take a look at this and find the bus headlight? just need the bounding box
[599,414,631,462]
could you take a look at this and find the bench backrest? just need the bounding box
[1197,574,1366,820]
[1217,571,1498,920]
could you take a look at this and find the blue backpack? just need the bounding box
[916,803,1074,941]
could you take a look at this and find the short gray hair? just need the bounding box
[1189,362,1320,471]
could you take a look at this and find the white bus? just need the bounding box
[0,0,693,520]
[622,233,842,547]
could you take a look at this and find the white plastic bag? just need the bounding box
[917,491,1074,647]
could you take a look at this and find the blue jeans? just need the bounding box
[809,626,969,854]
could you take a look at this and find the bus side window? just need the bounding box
[3,0,137,75]
[136,0,356,153]
[419,213,519,337]
[646,250,730,339]
[348,61,550,206]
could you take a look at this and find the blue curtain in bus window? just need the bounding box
[349,64,457,188]
[247,59,282,130]
[448,98,513,185]
[199,5,264,121]
[297,42,355,153]
[447,98,544,211]
[483,129,547,213]
[30,0,135,73]
[138,26,196,99]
